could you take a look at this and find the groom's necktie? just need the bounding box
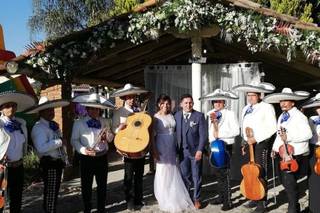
[183,113,190,123]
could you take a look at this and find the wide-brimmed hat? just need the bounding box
[199,89,238,101]
[302,93,320,108]
[232,82,275,93]
[72,93,115,109]
[110,83,148,98]
[0,91,37,112]
[25,96,70,114]
[263,88,309,103]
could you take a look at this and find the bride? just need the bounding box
[153,94,195,212]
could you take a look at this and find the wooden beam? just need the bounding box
[94,40,190,78]
[79,34,178,75]
[113,47,191,80]
[72,77,123,87]
[132,0,320,31]
[225,0,320,31]
[209,39,320,78]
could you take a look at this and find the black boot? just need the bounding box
[244,200,257,208]
[212,197,223,205]
[252,201,267,213]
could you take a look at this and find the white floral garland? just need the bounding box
[25,0,320,80]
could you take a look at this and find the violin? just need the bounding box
[278,127,299,173]
[240,127,266,201]
[314,146,320,176]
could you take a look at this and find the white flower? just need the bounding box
[190,121,197,128]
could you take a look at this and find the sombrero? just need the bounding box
[25,96,70,114]
[232,82,275,93]
[72,93,115,109]
[110,83,148,98]
[263,88,310,103]
[199,89,238,101]
[0,91,37,112]
[302,93,320,109]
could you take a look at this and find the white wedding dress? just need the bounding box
[153,113,195,212]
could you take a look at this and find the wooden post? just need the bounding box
[61,81,74,180]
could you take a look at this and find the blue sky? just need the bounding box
[0,0,44,55]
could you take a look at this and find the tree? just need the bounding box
[29,0,113,39]
[252,0,319,23]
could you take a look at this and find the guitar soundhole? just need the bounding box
[134,121,142,127]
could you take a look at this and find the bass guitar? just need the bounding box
[314,146,320,175]
[240,127,266,200]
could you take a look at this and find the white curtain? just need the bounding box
[145,63,262,179]
[201,63,262,118]
[145,63,262,117]
[144,65,192,115]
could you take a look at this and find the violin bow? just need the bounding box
[271,155,277,205]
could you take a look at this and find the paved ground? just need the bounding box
[19,160,310,213]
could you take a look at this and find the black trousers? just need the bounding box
[215,144,233,205]
[0,164,24,213]
[244,139,269,207]
[80,154,108,213]
[40,157,64,213]
[279,154,308,213]
[124,157,145,204]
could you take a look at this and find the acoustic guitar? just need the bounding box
[114,99,152,159]
[240,127,266,201]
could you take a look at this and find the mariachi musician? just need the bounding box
[232,82,277,213]
[301,93,320,213]
[264,88,312,213]
[0,91,36,213]
[26,96,70,213]
[111,83,149,211]
[71,93,115,213]
[200,89,239,211]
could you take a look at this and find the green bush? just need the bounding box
[23,148,41,186]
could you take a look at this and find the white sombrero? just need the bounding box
[72,93,115,109]
[263,88,310,103]
[25,96,70,114]
[302,93,320,108]
[110,83,148,98]
[199,89,238,101]
[232,82,275,93]
[0,91,37,112]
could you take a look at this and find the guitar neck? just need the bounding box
[249,143,255,163]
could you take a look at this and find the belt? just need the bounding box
[41,156,62,161]
[7,159,23,168]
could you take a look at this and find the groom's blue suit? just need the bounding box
[175,109,207,201]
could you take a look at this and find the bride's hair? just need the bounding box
[156,94,171,111]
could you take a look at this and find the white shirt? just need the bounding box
[207,108,240,144]
[0,116,26,162]
[241,101,277,143]
[272,107,312,155]
[309,115,320,145]
[71,116,112,155]
[112,104,136,133]
[31,118,63,159]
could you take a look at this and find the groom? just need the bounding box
[175,94,208,209]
